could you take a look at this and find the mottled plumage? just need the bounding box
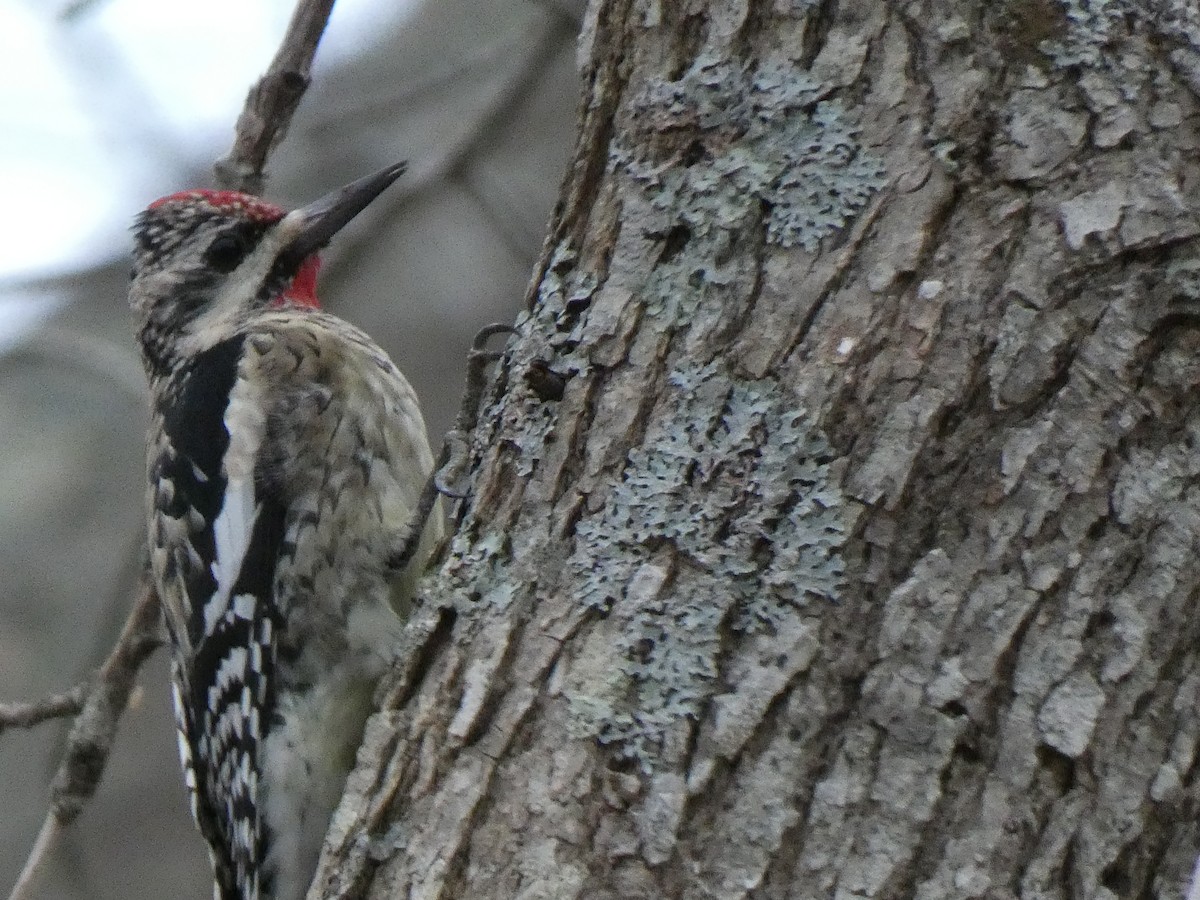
[129,167,441,900]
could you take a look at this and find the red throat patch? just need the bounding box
[278,256,322,308]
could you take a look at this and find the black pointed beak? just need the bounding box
[279,162,407,262]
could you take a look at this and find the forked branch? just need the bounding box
[6,582,163,900]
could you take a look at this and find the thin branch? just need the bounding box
[213,0,337,194]
[7,816,60,900]
[0,685,88,734]
[49,581,163,823]
[6,583,163,900]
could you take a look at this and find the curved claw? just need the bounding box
[472,323,519,352]
[433,434,472,499]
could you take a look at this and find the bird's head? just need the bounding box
[130,162,405,373]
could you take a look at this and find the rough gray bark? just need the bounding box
[312,1,1200,898]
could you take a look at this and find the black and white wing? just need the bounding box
[149,335,286,900]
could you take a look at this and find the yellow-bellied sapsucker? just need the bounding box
[128,164,443,900]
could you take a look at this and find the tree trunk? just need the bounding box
[313,1,1200,897]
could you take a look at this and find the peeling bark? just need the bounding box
[313,1,1200,898]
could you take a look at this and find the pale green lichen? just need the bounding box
[1165,258,1200,301]
[472,56,869,767]
[1041,0,1199,72]
[1040,0,1127,69]
[620,54,886,252]
[423,527,508,612]
[512,401,557,478]
[568,362,848,766]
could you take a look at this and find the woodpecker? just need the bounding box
[128,164,443,900]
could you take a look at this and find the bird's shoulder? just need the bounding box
[240,309,399,378]
[236,308,424,433]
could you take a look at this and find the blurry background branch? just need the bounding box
[318,13,572,295]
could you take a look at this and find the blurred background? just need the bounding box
[0,0,580,895]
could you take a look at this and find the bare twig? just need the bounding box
[7,583,163,900]
[0,685,88,734]
[6,817,60,900]
[213,0,337,194]
[49,582,163,822]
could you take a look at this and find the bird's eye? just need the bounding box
[204,233,249,273]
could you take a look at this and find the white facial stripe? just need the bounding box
[186,227,290,347]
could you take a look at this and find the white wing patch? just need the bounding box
[206,477,259,632]
[205,368,269,635]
